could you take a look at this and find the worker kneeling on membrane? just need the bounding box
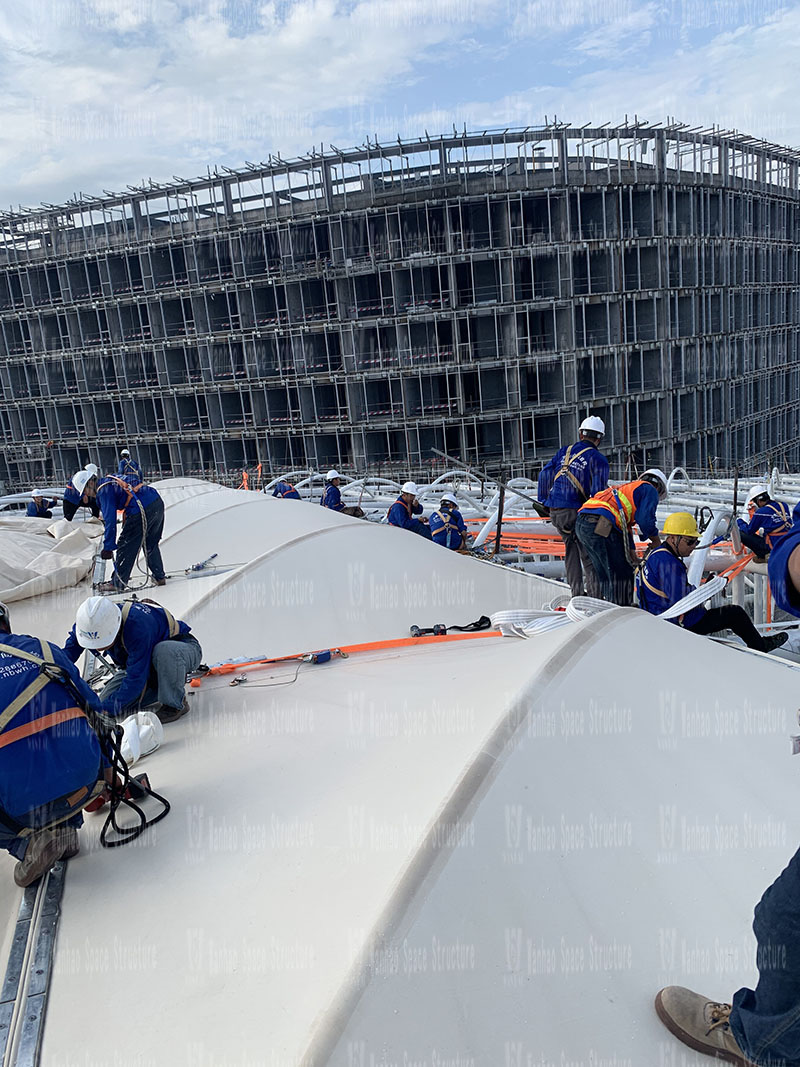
[635,511,788,652]
[0,600,110,887]
[64,597,203,724]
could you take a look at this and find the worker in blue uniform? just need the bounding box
[656,504,800,1067]
[387,482,431,539]
[0,600,107,886]
[64,596,202,724]
[429,492,468,550]
[537,415,609,597]
[26,489,57,518]
[320,469,364,517]
[636,512,787,652]
[117,448,143,484]
[575,468,667,605]
[272,480,300,499]
[71,469,166,592]
[63,464,101,522]
[736,484,792,560]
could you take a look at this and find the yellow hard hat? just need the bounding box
[662,512,699,538]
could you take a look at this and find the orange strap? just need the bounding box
[0,706,86,751]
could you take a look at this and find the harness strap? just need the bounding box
[101,475,144,510]
[0,707,86,751]
[0,640,60,735]
[552,445,589,501]
[119,601,181,654]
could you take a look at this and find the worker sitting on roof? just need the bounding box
[387,482,431,539]
[636,512,788,652]
[26,488,57,518]
[64,596,202,724]
[657,509,800,1067]
[429,493,468,550]
[62,464,101,522]
[117,448,143,485]
[271,480,300,499]
[0,600,108,887]
[72,469,167,593]
[575,468,667,606]
[320,470,364,517]
[736,484,792,561]
[537,415,609,598]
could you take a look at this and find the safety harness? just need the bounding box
[118,600,181,654]
[552,444,590,501]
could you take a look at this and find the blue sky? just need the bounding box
[0,0,798,208]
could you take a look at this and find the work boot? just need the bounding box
[153,577,167,586]
[655,987,756,1067]
[60,826,80,860]
[96,580,125,594]
[155,696,190,724]
[13,828,69,887]
[762,632,789,653]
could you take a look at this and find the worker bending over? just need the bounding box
[117,448,143,484]
[27,489,57,518]
[575,468,667,605]
[537,415,609,597]
[388,482,431,539]
[429,493,468,550]
[320,470,364,517]
[737,484,792,561]
[636,512,787,652]
[72,469,166,592]
[63,464,101,522]
[64,597,202,724]
[0,600,107,886]
[271,480,300,499]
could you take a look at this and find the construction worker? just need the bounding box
[387,482,431,539]
[26,489,57,518]
[429,492,468,550]
[574,468,667,606]
[64,596,202,724]
[320,470,364,517]
[0,600,107,886]
[117,448,143,484]
[63,464,101,522]
[636,512,787,652]
[271,480,300,499]
[655,503,800,1066]
[736,484,792,560]
[537,415,609,597]
[71,469,166,593]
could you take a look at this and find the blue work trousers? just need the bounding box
[0,794,90,861]
[100,634,202,713]
[574,512,634,605]
[730,844,800,1064]
[114,498,165,588]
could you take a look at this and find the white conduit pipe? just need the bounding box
[687,508,732,588]
[660,575,728,620]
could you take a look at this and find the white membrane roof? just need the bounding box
[0,480,797,1066]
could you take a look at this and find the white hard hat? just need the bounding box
[75,596,122,649]
[747,483,770,503]
[642,468,668,496]
[441,492,458,505]
[579,416,605,436]
[326,469,341,481]
[30,488,44,497]
[84,463,99,476]
[401,481,419,495]
[121,449,130,456]
[72,470,94,496]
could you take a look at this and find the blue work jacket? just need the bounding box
[117,458,143,483]
[738,500,793,548]
[635,543,705,628]
[26,498,56,518]
[429,507,466,549]
[768,502,800,617]
[537,442,609,509]
[97,477,162,553]
[321,484,344,511]
[272,481,300,499]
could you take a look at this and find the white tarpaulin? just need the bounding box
[0,517,101,602]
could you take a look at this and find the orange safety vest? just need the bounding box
[580,479,646,531]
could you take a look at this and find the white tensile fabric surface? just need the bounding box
[0,480,796,1065]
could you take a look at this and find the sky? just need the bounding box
[1,0,799,209]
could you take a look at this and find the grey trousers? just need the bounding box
[99,634,203,713]
[550,507,600,599]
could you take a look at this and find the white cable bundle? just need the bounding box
[490,608,563,637]
[565,597,617,622]
[548,593,572,611]
[519,614,574,637]
[659,575,728,620]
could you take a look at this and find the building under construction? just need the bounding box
[0,122,799,489]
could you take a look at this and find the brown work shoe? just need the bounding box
[153,578,167,586]
[14,828,68,887]
[655,987,756,1067]
[155,696,190,724]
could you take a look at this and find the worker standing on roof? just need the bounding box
[736,484,792,561]
[0,600,108,887]
[387,482,431,539]
[64,596,202,724]
[63,463,101,522]
[655,502,800,1067]
[26,489,57,518]
[574,468,667,605]
[320,470,364,517]
[635,512,787,652]
[117,448,143,485]
[271,480,300,499]
[537,415,609,598]
[71,469,166,593]
[429,492,468,550]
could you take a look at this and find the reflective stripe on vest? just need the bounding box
[581,480,643,529]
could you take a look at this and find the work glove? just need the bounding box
[100,549,114,560]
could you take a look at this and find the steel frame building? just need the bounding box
[0,122,799,489]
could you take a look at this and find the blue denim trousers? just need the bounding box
[574,512,634,605]
[99,634,203,713]
[730,845,800,1065]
